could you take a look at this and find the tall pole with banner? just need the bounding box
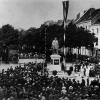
[62,0,69,69]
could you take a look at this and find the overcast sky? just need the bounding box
[0,0,100,29]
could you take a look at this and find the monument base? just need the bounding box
[47,64,62,72]
[47,54,61,72]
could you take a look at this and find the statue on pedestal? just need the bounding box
[47,37,61,72]
[52,37,59,54]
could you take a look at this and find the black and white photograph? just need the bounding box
[0,0,100,100]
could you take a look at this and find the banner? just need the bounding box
[62,0,69,25]
[62,1,69,67]
[62,0,69,42]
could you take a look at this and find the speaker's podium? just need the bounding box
[47,54,61,72]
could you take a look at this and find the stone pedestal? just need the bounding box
[47,54,61,71]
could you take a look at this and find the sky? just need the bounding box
[0,0,100,30]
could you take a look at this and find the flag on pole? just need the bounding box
[63,0,69,28]
[62,0,69,69]
[62,0,69,43]
[62,0,69,48]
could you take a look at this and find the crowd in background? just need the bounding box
[19,53,45,59]
[62,61,97,78]
[0,62,99,100]
[74,61,95,77]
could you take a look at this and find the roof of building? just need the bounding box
[75,8,100,25]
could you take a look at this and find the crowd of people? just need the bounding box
[19,53,46,59]
[67,61,98,77]
[0,61,99,100]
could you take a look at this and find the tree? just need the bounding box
[65,22,96,53]
[19,27,42,53]
[0,24,19,46]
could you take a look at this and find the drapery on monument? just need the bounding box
[52,37,59,54]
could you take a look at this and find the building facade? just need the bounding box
[74,8,100,58]
[75,8,100,49]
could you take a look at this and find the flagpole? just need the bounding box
[63,20,66,70]
[45,27,47,60]
[62,0,69,71]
